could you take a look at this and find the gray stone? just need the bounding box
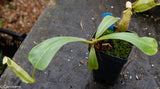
[0,0,160,89]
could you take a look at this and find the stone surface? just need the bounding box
[0,0,160,89]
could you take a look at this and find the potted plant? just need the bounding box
[2,1,159,85]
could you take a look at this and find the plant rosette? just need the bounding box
[89,13,134,84]
[90,28,134,85]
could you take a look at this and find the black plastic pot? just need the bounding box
[0,28,27,57]
[0,28,27,75]
[90,30,134,85]
[92,51,130,85]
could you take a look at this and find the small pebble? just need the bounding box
[146,15,149,17]
[136,75,139,80]
[154,76,157,79]
[67,59,70,61]
[151,63,154,67]
[129,75,132,79]
[70,50,73,52]
[85,57,88,60]
[80,60,84,64]
[148,32,151,35]
[91,17,95,21]
[33,41,38,45]
[111,6,114,8]
[140,67,144,70]
[124,74,127,77]
[44,72,47,74]
[151,16,154,18]
[144,27,148,30]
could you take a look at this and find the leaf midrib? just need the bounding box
[34,38,62,68]
[96,16,118,38]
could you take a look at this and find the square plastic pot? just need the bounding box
[92,51,131,85]
[91,30,134,85]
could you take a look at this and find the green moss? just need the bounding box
[105,39,132,59]
[101,29,132,59]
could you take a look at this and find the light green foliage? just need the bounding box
[4,1,159,83]
[29,37,91,70]
[133,0,160,12]
[3,57,35,83]
[4,30,158,83]
[29,32,157,71]
[98,32,158,55]
[0,19,6,28]
[88,45,98,70]
[95,16,119,38]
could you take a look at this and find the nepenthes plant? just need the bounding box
[2,1,159,83]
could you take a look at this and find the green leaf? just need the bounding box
[88,45,98,70]
[132,0,159,12]
[95,16,119,38]
[29,37,91,70]
[3,56,35,83]
[98,32,158,55]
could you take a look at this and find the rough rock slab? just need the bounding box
[0,0,160,89]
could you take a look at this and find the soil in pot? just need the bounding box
[98,39,132,59]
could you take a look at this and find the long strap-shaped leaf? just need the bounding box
[97,32,158,55]
[88,45,98,70]
[95,16,119,38]
[3,56,35,83]
[29,37,91,70]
